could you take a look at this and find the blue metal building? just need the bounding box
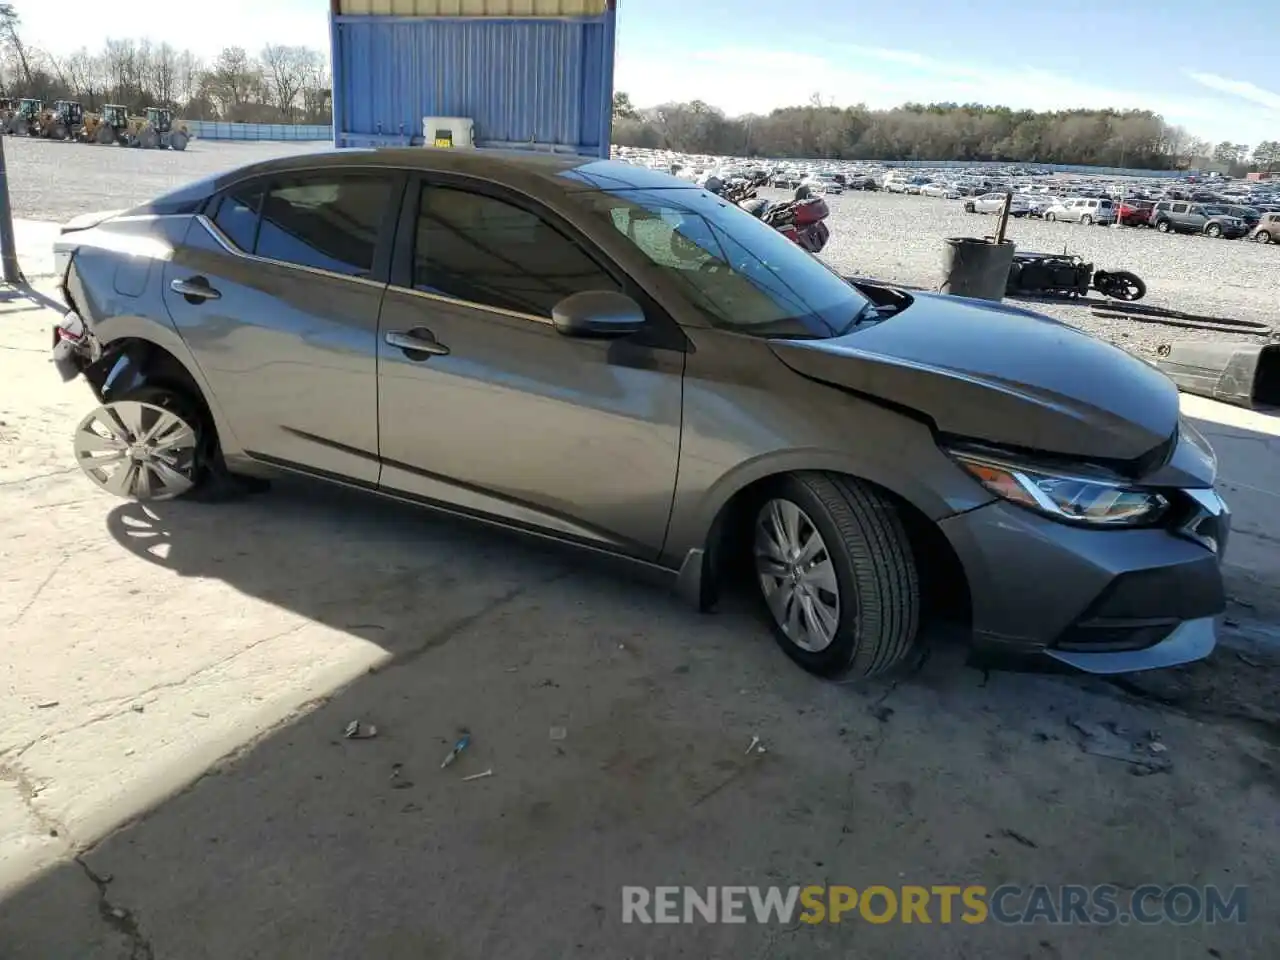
[329,0,618,157]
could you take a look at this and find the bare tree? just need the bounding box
[149,42,177,106]
[0,2,33,90]
[260,44,311,121]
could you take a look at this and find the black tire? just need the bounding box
[1045,212,1056,222]
[1095,269,1146,301]
[1256,230,1272,244]
[1205,223,1222,238]
[111,384,266,502]
[1156,220,1172,233]
[964,202,975,213]
[1080,214,1093,226]
[752,473,921,680]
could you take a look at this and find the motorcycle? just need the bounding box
[706,177,833,255]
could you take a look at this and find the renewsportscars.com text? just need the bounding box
[621,884,1248,926]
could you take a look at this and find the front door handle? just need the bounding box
[385,328,450,358]
[170,276,221,302]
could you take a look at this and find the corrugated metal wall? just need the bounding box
[331,0,617,156]
[338,0,607,15]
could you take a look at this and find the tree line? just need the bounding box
[0,3,332,122]
[612,93,1280,174]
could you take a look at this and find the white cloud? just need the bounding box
[616,44,1273,144]
[1186,72,1280,111]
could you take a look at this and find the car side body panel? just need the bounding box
[161,218,386,484]
[660,326,994,569]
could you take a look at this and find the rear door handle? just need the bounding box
[170,277,221,301]
[385,329,450,358]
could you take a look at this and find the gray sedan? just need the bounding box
[51,149,1229,680]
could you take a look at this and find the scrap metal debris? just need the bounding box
[1067,718,1171,775]
[35,700,59,709]
[440,732,470,768]
[745,736,761,755]
[344,720,378,740]
[462,769,493,782]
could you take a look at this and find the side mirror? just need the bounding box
[551,290,646,339]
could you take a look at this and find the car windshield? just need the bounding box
[581,186,871,339]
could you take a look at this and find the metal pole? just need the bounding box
[994,188,1013,245]
[0,133,21,284]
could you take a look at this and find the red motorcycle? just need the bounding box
[711,178,833,255]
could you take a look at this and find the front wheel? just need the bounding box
[1080,214,1093,226]
[1045,212,1056,222]
[752,473,921,680]
[1256,230,1272,244]
[963,202,975,213]
[1206,224,1222,238]
[1156,220,1172,233]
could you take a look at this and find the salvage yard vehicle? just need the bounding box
[1043,197,1116,225]
[6,98,43,136]
[48,100,86,140]
[963,192,1030,216]
[137,107,189,151]
[1005,251,1147,301]
[1150,201,1249,238]
[50,150,1230,681]
[87,104,133,144]
[1250,212,1280,243]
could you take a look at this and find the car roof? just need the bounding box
[217,148,697,197]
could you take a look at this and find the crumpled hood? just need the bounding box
[771,292,1180,463]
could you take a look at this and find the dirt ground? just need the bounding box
[2,249,1280,958]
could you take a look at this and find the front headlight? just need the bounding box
[951,452,1170,527]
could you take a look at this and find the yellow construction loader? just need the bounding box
[44,100,86,140]
[83,104,133,145]
[6,98,43,136]
[135,107,190,150]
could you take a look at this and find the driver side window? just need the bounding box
[412,185,618,317]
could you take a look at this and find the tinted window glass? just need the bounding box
[585,186,870,339]
[213,185,262,252]
[255,176,391,277]
[413,186,617,316]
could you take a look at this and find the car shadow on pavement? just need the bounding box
[0,283,64,313]
[2,474,1277,958]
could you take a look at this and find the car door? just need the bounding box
[164,170,403,483]
[374,176,685,560]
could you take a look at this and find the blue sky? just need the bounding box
[29,0,1280,144]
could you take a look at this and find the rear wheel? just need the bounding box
[1156,219,1172,233]
[169,131,189,151]
[963,202,975,213]
[1045,212,1056,222]
[1206,223,1223,238]
[1080,214,1093,225]
[73,387,205,501]
[752,473,921,680]
[1256,230,1272,243]
[95,125,115,144]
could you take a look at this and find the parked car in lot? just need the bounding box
[1025,196,1059,218]
[50,149,1230,681]
[1223,205,1262,230]
[964,192,1030,216]
[1044,197,1116,225]
[1249,211,1280,243]
[1117,199,1155,226]
[919,182,961,199]
[1150,201,1249,238]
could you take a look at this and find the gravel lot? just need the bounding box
[810,189,1279,360]
[3,136,322,222]
[6,136,1274,360]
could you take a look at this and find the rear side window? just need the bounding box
[212,186,262,252]
[254,175,393,278]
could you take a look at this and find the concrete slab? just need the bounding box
[0,225,1278,957]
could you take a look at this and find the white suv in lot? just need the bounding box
[964,192,1031,216]
[1044,197,1116,225]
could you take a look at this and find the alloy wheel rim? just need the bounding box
[74,400,198,501]
[754,498,841,652]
